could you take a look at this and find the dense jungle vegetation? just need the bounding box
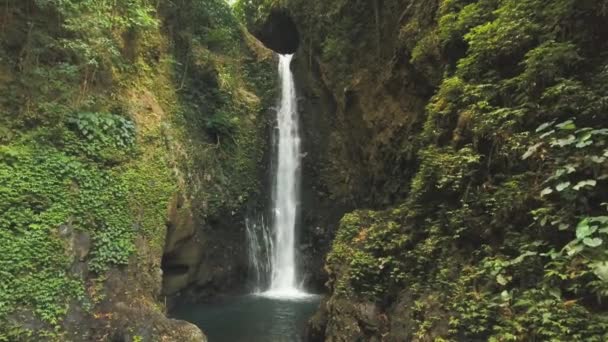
[1,0,608,341]
[0,0,275,340]
[238,0,608,340]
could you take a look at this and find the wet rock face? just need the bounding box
[252,9,300,54]
[106,302,207,342]
[161,194,249,300]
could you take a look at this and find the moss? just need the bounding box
[118,146,176,253]
[0,0,277,338]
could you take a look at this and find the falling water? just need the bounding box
[245,216,273,292]
[246,54,310,298]
[267,54,302,296]
[171,54,318,342]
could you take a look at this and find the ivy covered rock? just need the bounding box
[0,0,276,340]
[239,0,608,340]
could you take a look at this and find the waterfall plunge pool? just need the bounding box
[171,294,321,342]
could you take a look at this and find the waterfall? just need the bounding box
[245,215,273,292]
[268,54,301,295]
[247,54,309,299]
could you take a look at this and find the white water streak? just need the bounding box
[267,54,302,296]
[248,54,311,300]
[246,216,273,292]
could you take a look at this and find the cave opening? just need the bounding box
[252,9,300,54]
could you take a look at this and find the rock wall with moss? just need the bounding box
[0,0,276,340]
[239,0,608,340]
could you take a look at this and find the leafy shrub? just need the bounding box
[205,111,239,140]
[317,0,608,339]
[68,112,136,148]
[410,146,480,199]
[66,112,136,163]
[328,210,410,298]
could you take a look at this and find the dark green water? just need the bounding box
[171,295,321,342]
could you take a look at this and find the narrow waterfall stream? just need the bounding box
[265,54,308,297]
[172,55,319,341]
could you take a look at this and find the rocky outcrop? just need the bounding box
[162,208,251,300]
[251,8,300,54]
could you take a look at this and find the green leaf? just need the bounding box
[522,142,543,160]
[566,243,584,256]
[579,132,593,142]
[583,237,603,247]
[540,130,555,139]
[565,165,576,174]
[552,135,576,147]
[573,180,597,191]
[556,182,571,192]
[540,187,553,197]
[536,121,555,132]
[592,262,608,282]
[510,251,537,265]
[576,140,593,148]
[556,120,576,131]
[554,169,566,178]
[589,217,608,224]
[496,274,508,286]
[576,219,597,239]
[548,288,562,300]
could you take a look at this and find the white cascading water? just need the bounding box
[246,54,311,299]
[265,54,304,297]
[245,54,312,298]
[245,216,273,293]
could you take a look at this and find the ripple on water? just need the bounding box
[170,295,321,342]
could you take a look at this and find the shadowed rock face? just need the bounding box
[253,9,300,54]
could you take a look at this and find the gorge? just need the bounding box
[171,53,319,341]
[1,0,608,341]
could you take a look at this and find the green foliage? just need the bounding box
[490,289,608,341]
[411,146,480,199]
[68,112,135,148]
[320,0,608,339]
[167,0,242,55]
[0,0,160,132]
[65,112,137,163]
[37,0,158,68]
[205,111,239,139]
[0,145,107,329]
[0,0,276,338]
[119,151,176,250]
[516,41,582,92]
[524,118,608,299]
[233,0,283,28]
[162,0,278,220]
[328,210,409,298]
[0,129,177,337]
[438,0,498,54]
